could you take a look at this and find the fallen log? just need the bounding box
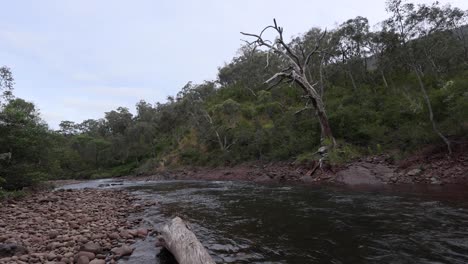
[159,217,216,264]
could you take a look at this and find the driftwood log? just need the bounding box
[159,217,215,264]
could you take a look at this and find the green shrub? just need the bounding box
[0,189,27,200]
[328,143,362,165]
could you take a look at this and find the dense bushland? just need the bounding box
[1,0,467,189]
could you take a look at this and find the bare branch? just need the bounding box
[259,25,277,38]
[266,78,284,91]
[265,72,290,84]
[240,19,336,145]
[242,19,303,70]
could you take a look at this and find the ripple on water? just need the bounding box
[125,180,468,264]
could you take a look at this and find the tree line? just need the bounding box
[1,0,467,190]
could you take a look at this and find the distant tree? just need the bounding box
[105,107,133,135]
[0,66,14,107]
[59,120,79,135]
[334,16,371,91]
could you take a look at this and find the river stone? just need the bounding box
[48,230,59,239]
[47,252,57,260]
[89,259,105,264]
[137,228,148,237]
[77,255,90,264]
[108,232,119,240]
[111,245,134,257]
[431,177,442,184]
[119,230,132,239]
[74,251,95,261]
[407,168,422,176]
[128,229,138,237]
[80,242,101,253]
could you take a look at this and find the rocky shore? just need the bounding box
[0,189,154,264]
[132,140,468,186]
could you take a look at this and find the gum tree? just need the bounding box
[241,19,336,150]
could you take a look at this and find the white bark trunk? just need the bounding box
[160,217,216,264]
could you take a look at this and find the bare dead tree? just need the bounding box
[241,19,336,148]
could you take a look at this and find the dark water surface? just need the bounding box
[123,181,468,264]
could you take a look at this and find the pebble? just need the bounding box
[0,189,146,264]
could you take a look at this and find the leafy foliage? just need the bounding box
[0,0,467,189]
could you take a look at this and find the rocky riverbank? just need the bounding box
[0,189,154,264]
[131,140,468,186]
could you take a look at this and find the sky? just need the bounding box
[1,0,467,128]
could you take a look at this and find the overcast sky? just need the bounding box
[1,0,467,128]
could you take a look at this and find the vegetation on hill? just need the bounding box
[1,0,467,190]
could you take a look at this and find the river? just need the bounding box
[63,179,468,263]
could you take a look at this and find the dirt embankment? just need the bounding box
[136,140,468,186]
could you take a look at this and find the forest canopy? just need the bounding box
[1,0,467,190]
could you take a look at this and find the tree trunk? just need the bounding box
[312,99,336,146]
[347,64,358,91]
[381,70,389,89]
[296,73,336,146]
[159,217,216,264]
[241,21,336,149]
[413,66,452,155]
[319,55,326,97]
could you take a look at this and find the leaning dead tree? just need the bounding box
[241,19,336,148]
[158,217,216,264]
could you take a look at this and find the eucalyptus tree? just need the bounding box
[218,46,283,98]
[58,120,80,135]
[334,16,371,91]
[291,27,334,97]
[241,19,336,149]
[383,0,467,154]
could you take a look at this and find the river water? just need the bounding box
[62,179,468,263]
[120,180,468,264]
